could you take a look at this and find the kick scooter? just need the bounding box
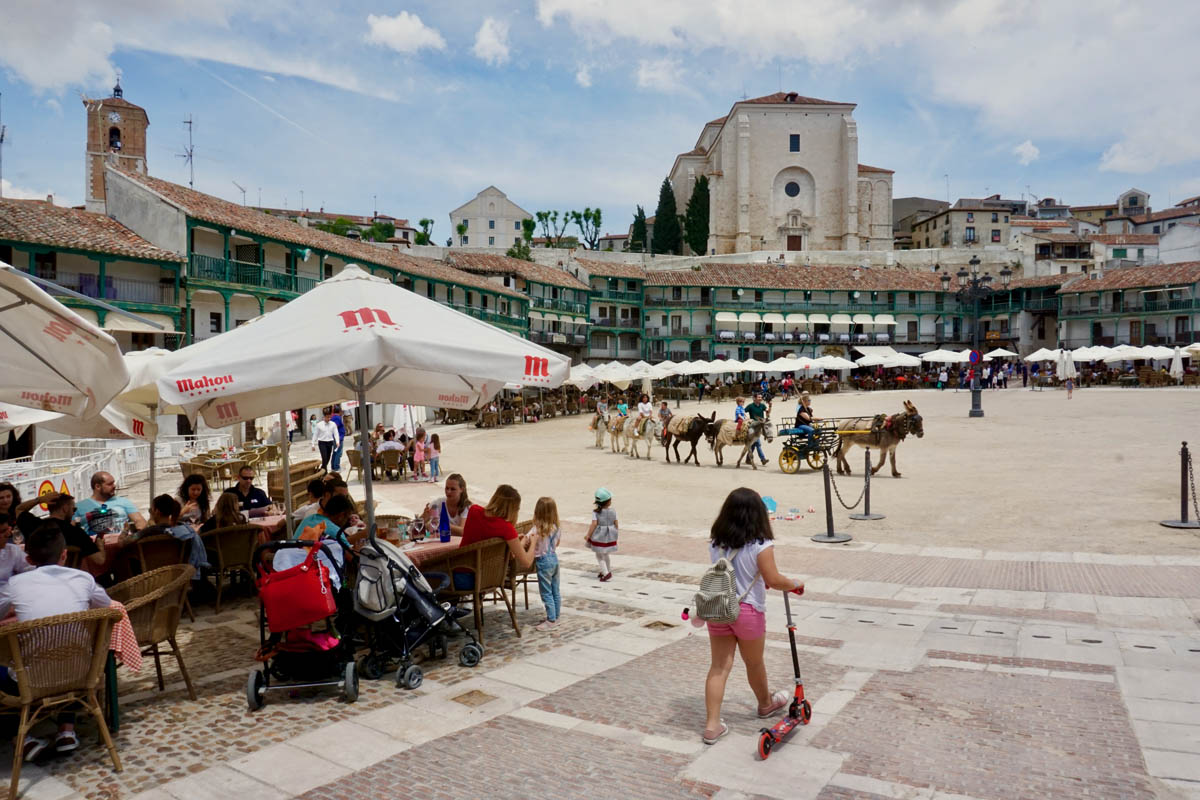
[757,587,811,760]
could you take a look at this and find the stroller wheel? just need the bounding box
[245,669,265,711]
[429,634,449,660]
[458,642,484,668]
[358,654,386,681]
[398,663,424,690]
[343,662,359,703]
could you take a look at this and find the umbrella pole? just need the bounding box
[148,439,156,498]
[355,373,377,546]
[278,410,292,537]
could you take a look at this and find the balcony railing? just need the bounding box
[530,295,588,315]
[55,271,173,305]
[1060,298,1196,317]
[595,289,642,303]
[189,253,321,295]
[530,331,587,345]
[591,318,642,329]
[644,297,706,308]
[448,304,526,328]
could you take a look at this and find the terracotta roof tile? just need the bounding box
[110,168,522,299]
[1009,274,1083,289]
[857,163,894,174]
[1176,195,1200,207]
[1086,234,1159,245]
[1131,207,1200,224]
[642,263,944,292]
[1011,218,1070,227]
[575,259,647,279]
[739,92,848,106]
[1069,204,1118,212]
[0,198,183,262]
[444,252,589,291]
[1057,261,1200,294]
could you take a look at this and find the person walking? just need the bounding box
[312,409,340,472]
[329,405,346,472]
[938,368,948,390]
[428,434,442,483]
[701,487,804,745]
[529,497,562,631]
[586,488,618,582]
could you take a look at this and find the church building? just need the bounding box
[82,80,149,213]
[668,92,893,255]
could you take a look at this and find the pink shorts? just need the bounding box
[706,603,766,639]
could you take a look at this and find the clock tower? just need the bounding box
[83,78,149,213]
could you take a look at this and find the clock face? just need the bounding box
[108,111,122,123]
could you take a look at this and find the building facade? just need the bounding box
[448,187,532,249]
[1057,262,1200,349]
[83,80,149,213]
[667,92,894,256]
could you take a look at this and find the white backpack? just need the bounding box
[693,549,759,624]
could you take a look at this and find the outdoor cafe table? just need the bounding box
[396,536,461,568]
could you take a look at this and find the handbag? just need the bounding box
[258,540,338,632]
[692,548,760,624]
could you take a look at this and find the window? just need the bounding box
[626,280,637,292]
[209,312,222,333]
[488,236,495,245]
[1060,266,1067,275]
[991,229,1001,243]
[514,221,521,230]
[754,290,763,303]
[1004,215,1009,223]
[784,181,800,198]
[1152,225,1161,234]
[788,134,800,152]
[908,292,917,306]
[965,227,976,242]
[462,219,468,229]
[1169,222,1177,229]
[966,213,973,223]
[514,237,520,246]
[672,287,682,301]
[488,220,495,230]
[33,251,56,280]
[1128,195,1140,206]
[481,295,488,309]
[108,127,121,150]
[1113,248,1127,258]
[991,212,998,223]
[1137,248,1144,259]
[1105,210,1113,217]
[426,282,434,299]
[130,332,154,350]
[461,235,468,245]
[466,291,474,306]
[932,219,937,229]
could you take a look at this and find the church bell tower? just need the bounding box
[83,78,149,213]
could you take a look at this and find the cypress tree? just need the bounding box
[630,205,648,252]
[651,178,682,255]
[683,175,710,255]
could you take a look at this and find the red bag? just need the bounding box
[258,541,338,632]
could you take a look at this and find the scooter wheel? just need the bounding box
[758,731,773,760]
[800,699,812,724]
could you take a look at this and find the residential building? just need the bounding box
[578,260,646,361]
[1069,203,1119,224]
[1012,232,1093,277]
[1057,262,1200,348]
[667,92,894,255]
[1008,218,1070,247]
[912,205,1012,250]
[1031,197,1071,219]
[1087,234,1159,269]
[0,197,184,351]
[975,274,1067,355]
[596,233,629,252]
[1118,188,1151,218]
[445,252,590,359]
[253,208,416,245]
[892,196,948,250]
[448,187,532,249]
[83,80,149,213]
[954,194,1028,217]
[1158,223,1200,264]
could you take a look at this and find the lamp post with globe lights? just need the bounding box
[940,256,1012,418]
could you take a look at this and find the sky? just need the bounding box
[1,0,1198,241]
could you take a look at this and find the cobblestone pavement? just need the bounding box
[4,535,1199,800]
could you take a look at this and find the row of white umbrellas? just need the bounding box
[566,354,870,388]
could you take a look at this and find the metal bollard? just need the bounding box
[1161,441,1200,529]
[849,447,886,521]
[811,459,852,544]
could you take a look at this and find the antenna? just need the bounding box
[257,187,261,207]
[232,180,246,205]
[0,92,6,198]
[177,115,195,188]
[944,173,950,205]
[373,194,377,218]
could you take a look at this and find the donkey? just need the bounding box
[835,400,925,478]
[709,418,775,469]
[607,415,630,454]
[662,411,715,465]
[589,410,611,448]
[627,417,662,460]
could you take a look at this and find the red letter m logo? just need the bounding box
[338,308,396,329]
[131,419,145,437]
[214,401,240,421]
[523,356,550,380]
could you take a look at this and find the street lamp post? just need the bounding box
[940,256,1012,418]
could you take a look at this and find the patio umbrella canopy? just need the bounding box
[920,349,964,363]
[0,262,130,418]
[1169,347,1185,380]
[984,347,1018,360]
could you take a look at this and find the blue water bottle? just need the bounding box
[438,504,451,543]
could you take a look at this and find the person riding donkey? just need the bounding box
[658,400,672,442]
[635,393,654,437]
[745,393,771,467]
[733,397,748,437]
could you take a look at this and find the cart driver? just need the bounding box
[794,391,818,444]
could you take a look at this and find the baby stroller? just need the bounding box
[354,535,484,689]
[246,539,359,710]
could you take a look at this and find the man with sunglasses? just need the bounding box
[223,466,275,518]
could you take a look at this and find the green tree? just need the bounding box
[521,217,536,243]
[313,216,355,237]
[361,220,395,242]
[455,222,467,245]
[414,218,434,246]
[630,205,647,253]
[506,218,536,261]
[683,175,709,255]
[570,208,603,250]
[535,210,571,247]
[651,178,681,255]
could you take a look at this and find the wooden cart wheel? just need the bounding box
[778,447,801,474]
[807,449,827,470]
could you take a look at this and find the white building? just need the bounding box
[448,186,532,249]
[1158,222,1200,264]
[667,92,893,255]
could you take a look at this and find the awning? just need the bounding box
[785,313,807,324]
[528,310,544,320]
[830,313,853,329]
[714,311,738,323]
[738,312,761,322]
[874,314,896,326]
[986,313,1009,321]
[103,313,180,334]
[762,312,785,323]
[808,313,829,324]
[852,313,873,324]
[541,313,559,322]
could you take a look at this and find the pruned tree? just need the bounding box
[651,178,681,255]
[506,218,535,261]
[630,206,647,253]
[522,217,536,243]
[362,220,395,242]
[535,210,571,248]
[570,207,602,250]
[455,222,467,245]
[414,218,434,246]
[313,216,356,237]
[683,175,710,255]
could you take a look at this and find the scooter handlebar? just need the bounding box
[789,584,804,596]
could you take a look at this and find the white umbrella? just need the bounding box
[883,352,923,368]
[1187,342,1200,357]
[711,359,743,374]
[765,355,816,372]
[921,349,964,363]
[739,358,771,372]
[1024,348,1058,362]
[1169,347,1185,381]
[854,354,889,367]
[159,265,569,534]
[983,347,1018,360]
[0,262,130,418]
[1143,345,1176,360]
[1103,346,1150,363]
[814,355,857,370]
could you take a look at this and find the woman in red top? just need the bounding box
[455,485,536,587]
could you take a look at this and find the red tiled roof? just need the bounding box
[1011,218,1070,227]
[739,92,848,106]
[1069,204,1118,212]
[1009,274,1083,289]
[857,164,894,174]
[444,252,589,291]
[1028,233,1089,243]
[1176,195,1200,207]
[111,168,523,299]
[678,146,706,157]
[643,263,943,292]
[1087,234,1158,245]
[705,115,727,127]
[0,198,183,262]
[575,259,647,279]
[1057,262,1200,294]
[1131,207,1200,224]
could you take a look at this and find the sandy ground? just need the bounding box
[354,384,1199,556]
[123,384,1197,556]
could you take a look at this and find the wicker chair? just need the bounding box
[111,535,195,623]
[107,565,197,700]
[64,545,83,570]
[421,538,519,645]
[0,607,124,797]
[505,520,537,610]
[199,524,261,613]
[380,449,403,480]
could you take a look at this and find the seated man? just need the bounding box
[14,493,104,571]
[375,430,406,479]
[0,524,113,760]
[120,495,209,577]
[223,466,275,518]
[73,471,147,537]
[0,515,33,584]
[282,493,360,588]
[291,478,329,522]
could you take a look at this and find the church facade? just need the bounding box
[668,92,893,255]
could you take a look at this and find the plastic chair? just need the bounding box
[0,607,124,798]
[198,524,261,613]
[107,565,197,700]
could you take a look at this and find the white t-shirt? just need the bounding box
[0,565,111,621]
[708,539,773,613]
[637,401,653,416]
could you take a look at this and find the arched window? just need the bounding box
[108,127,122,151]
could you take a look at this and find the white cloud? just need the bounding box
[365,11,446,55]
[636,57,685,93]
[1,179,60,202]
[260,74,275,82]
[472,18,511,66]
[1013,140,1039,166]
[575,65,592,88]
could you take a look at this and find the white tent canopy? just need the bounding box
[921,349,965,363]
[883,352,923,368]
[1024,348,1059,362]
[983,347,1018,360]
[814,355,857,370]
[765,355,818,371]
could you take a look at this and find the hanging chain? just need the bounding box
[827,462,866,511]
[1189,448,1199,525]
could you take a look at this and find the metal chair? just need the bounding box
[107,565,197,700]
